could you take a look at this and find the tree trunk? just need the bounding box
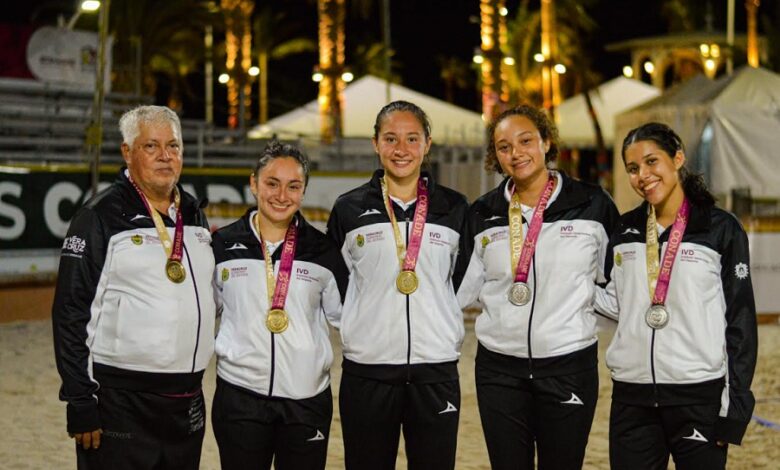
[259,51,269,124]
[317,0,345,143]
[583,88,610,191]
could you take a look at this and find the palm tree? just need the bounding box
[352,42,401,82]
[505,0,598,105]
[316,0,346,142]
[253,6,316,124]
[437,56,471,104]
[221,0,254,129]
[108,0,217,107]
[313,0,381,141]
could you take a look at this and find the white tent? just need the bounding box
[613,67,780,212]
[556,76,660,148]
[249,75,485,145]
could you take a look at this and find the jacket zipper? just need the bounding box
[183,244,202,373]
[526,252,537,379]
[650,239,663,406]
[268,250,277,396]
[405,211,412,383]
[650,330,658,406]
[269,332,276,396]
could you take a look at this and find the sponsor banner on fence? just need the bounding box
[0,165,365,252]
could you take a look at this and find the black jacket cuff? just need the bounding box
[715,416,749,445]
[66,401,100,434]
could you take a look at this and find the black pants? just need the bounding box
[211,378,332,470]
[610,401,728,470]
[476,364,598,470]
[339,372,460,470]
[76,387,206,470]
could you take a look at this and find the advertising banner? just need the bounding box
[25,26,113,91]
[0,164,365,251]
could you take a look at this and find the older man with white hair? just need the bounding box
[52,105,216,470]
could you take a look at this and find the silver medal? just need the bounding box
[508,282,531,306]
[645,304,670,329]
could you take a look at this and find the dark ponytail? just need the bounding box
[621,122,715,207]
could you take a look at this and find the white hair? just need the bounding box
[118,105,183,148]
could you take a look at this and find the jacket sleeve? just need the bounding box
[454,205,485,310]
[211,231,225,318]
[597,190,621,285]
[593,229,620,322]
[449,196,469,288]
[714,217,757,445]
[326,200,352,274]
[51,207,107,434]
[593,192,621,321]
[321,239,349,329]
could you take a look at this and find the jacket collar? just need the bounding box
[635,199,712,234]
[117,167,200,219]
[240,209,308,244]
[494,171,591,216]
[367,169,449,214]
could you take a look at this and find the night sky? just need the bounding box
[2,0,777,123]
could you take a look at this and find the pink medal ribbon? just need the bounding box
[382,177,429,295]
[268,222,298,311]
[645,198,690,329]
[402,178,429,273]
[260,219,298,333]
[508,175,556,306]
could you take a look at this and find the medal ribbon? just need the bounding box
[380,176,429,273]
[509,175,555,283]
[646,198,690,305]
[128,175,183,264]
[255,213,298,310]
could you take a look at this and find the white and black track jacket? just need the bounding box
[52,169,216,434]
[455,172,619,377]
[326,170,468,383]
[594,201,757,445]
[212,210,348,399]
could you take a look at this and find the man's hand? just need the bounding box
[70,429,102,450]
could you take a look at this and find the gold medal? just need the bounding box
[165,259,186,283]
[266,308,289,333]
[396,270,419,295]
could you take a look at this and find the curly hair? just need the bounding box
[484,105,560,174]
[253,140,311,188]
[621,122,715,207]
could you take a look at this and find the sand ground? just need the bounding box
[1,320,779,469]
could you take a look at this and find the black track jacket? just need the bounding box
[595,201,758,445]
[52,169,216,434]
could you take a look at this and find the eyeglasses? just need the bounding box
[138,141,182,157]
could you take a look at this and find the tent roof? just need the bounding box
[627,66,780,113]
[612,66,780,211]
[556,76,659,148]
[713,66,780,108]
[249,75,486,145]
